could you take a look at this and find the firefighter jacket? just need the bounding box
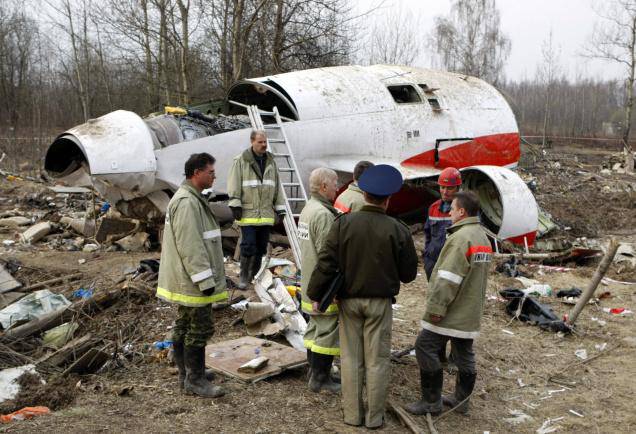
[307,205,418,301]
[156,182,228,307]
[298,194,339,315]
[423,199,453,278]
[227,148,286,226]
[421,216,492,339]
[334,182,366,213]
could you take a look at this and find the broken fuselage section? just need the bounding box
[44,64,537,244]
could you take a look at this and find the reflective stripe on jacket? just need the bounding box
[156,182,228,307]
[298,195,339,315]
[423,199,453,277]
[227,148,285,226]
[334,183,365,213]
[421,217,492,339]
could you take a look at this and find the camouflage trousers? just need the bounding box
[172,305,214,348]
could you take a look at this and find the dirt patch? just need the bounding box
[0,373,77,414]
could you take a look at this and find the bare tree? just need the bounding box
[359,4,422,65]
[538,30,561,148]
[585,0,636,173]
[430,0,511,85]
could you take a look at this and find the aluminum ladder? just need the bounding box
[245,104,308,268]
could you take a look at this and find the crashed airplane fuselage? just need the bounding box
[44,64,538,245]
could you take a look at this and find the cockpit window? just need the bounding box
[387,85,422,104]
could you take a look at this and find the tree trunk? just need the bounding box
[177,0,190,105]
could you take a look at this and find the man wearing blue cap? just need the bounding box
[307,164,418,429]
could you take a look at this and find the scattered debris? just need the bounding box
[504,409,533,425]
[115,232,150,252]
[20,222,52,244]
[574,349,588,360]
[1,406,50,423]
[536,416,564,434]
[0,263,22,293]
[237,356,269,373]
[0,365,40,404]
[42,322,79,349]
[500,289,571,333]
[603,307,633,316]
[0,289,71,330]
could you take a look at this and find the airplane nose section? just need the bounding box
[462,165,538,246]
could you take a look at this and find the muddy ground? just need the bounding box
[0,143,635,433]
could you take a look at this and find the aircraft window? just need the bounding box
[387,85,422,104]
[427,98,442,111]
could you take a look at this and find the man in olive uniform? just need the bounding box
[333,160,374,213]
[227,130,286,289]
[308,165,418,428]
[298,168,341,394]
[406,191,492,416]
[156,153,228,398]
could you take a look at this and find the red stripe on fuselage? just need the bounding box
[401,132,520,169]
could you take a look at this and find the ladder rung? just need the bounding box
[279,168,296,172]
[268,139,285,144]
[292,214,301,218]
[264,125,280,129]
[287,198,305,202]
[273,153,290,158]
[282,182,300,187]
[259,110,274,116]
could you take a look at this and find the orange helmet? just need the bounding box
[438,167,462,187]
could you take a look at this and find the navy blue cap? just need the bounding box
[358,164,403,196]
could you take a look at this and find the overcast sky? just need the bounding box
[356,0,625,82]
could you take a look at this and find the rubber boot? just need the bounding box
[184,346,225,398]
[306,349,314,379]
[442,371,476,414]
[173,342,216,391]
[237,256,251,289]
[248,255,263,283]
[308,353,340,393]
[404,369,443,416]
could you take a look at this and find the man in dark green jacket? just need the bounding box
[157,153,227,398]
[406,191,492,416]
[308,165,418,429]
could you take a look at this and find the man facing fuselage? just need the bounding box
[423,167,462,280]
[406,191,492,416]
[156,153,228,398]
[227,130,286,289]
[308,165,418,429]
[298,168,341,394]
[333,160,374,213]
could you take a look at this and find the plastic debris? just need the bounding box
[42,322,79,349]
[591,317,607,326]
[100,202,111,213]
[153,340,173,350]
[603,307,633,315]
[522,284,553,297]
[594,343,607,351]
[556,288,582,298]
[20,222,52,244]
[569,409,584,418]
[574,349,588,360]
[536,416,564,434]
[1,406,50,423]
[0,289,71,330]
[72,288,93,299]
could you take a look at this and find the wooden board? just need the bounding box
[0,264,21,293]
[205,336,306,383]
[0,291,25,309]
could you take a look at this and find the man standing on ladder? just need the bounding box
[228,130,287,289]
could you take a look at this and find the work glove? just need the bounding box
[230,206,242,221]
[275,210,286,225]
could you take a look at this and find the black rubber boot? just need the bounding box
[248,255,263,283]
[306,349,314,378]
[184,346,225,398]
[442,371,476,414]
[404,369,443,416]
[173,341,216,391]
[238,256,251,289]
[308,353,340,393]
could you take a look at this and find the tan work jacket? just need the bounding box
[156,182,228,307]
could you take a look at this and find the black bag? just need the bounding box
[318,271,344,313]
